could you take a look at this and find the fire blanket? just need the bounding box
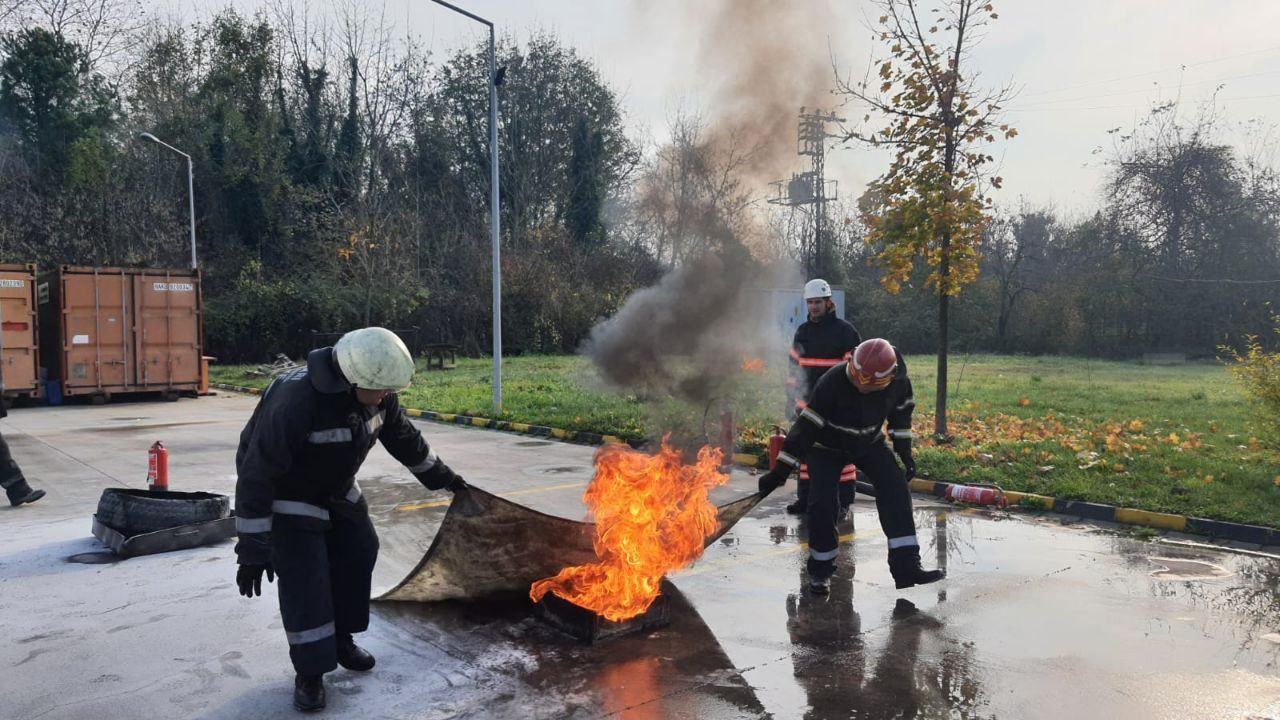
[376,487,761,602]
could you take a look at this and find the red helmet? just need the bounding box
[849,338,898,390]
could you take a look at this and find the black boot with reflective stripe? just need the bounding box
[294,674,325,712]
[888,546,945,589]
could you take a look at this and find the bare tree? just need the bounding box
[5,0,148,74]
[982,206,1052,350]
[632,111,759,266]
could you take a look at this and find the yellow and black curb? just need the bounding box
[907,478,1279,547]
[211,382,1279,547]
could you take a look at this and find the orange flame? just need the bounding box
[741,355,765,374]
[529,437,728,621]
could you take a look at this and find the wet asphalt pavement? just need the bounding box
[1,394,1277,719]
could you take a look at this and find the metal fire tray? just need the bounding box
[91,513,237,558]
[536,581,673,644]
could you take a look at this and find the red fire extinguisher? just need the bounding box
[148,441,169,492]
[944,482,1005,507]
[768,425,785,470]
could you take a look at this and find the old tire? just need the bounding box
[96,489,230,536]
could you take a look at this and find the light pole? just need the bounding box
[428,0,503,415]
[138,132,198,271]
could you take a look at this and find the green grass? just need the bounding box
[211,354,1280,529]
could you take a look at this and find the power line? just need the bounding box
[1140,274,1280,285]
[1019,44,1280,99]
[1008,92,1280,113]
[1015,69,1280,109]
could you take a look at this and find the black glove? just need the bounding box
[237,563,274,598]
[418,462,461,491]
[758,466,789,496]
[447,474,468,493]
[893,440,916,481]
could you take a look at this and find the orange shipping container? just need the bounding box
[39,266,203,400]
[0,263,41,403]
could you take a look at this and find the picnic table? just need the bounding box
[421,343,457,370]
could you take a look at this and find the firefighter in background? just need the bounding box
[786,279,861,516]
[760,338,944,594]
[234,327,467,712]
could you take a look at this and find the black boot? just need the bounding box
[888,546,945,590]
[808,575,830,595]
[5,478,45,507]
[336,634,375,671]
[293,674,325,712]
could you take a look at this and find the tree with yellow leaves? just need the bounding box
[838,0,1015,436]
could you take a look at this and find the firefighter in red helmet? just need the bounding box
[761,338,944,595]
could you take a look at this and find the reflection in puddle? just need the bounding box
[1148,557,1234,581]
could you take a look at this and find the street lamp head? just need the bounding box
[137,132,159,143]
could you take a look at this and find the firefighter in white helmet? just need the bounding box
[786,279,862,517]
[233,327,467,712]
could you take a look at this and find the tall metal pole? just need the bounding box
[488,25,502,415]
[428,0,501,415]
[186,156,197,270]
[138,132,198,270]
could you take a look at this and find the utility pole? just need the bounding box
[427,0,504,415]
[769,107,844,278]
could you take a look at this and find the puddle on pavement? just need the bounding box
[515,440,554,447]
[66,552,121,564]
[1148,556,1235,581]
[87,420,223,433]
[540,466,585,475]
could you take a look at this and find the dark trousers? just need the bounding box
[272,503,380,676]
[0,432,28,496]
[795,474,855,507]
[806,442,917,579]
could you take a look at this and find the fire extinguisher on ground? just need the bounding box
[944,482,1005,507]
[768,425,785,470]
[148,441,169,492]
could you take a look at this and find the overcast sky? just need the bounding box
[166,0,1280,218]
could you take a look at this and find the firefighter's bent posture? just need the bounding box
[786,279,861,516]
[761,338,944,595]
[234,327,466,712]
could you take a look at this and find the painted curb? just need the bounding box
[908,477,1279,547]
[210,382,1278,547]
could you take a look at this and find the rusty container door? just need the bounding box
[133,270,201,390]
[59,268,133,395]
[0,263,40,400]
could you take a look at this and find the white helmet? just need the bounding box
[803,278,833,300]
[333,327,415,391]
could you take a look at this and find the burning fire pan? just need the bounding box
[536,580,676,644]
